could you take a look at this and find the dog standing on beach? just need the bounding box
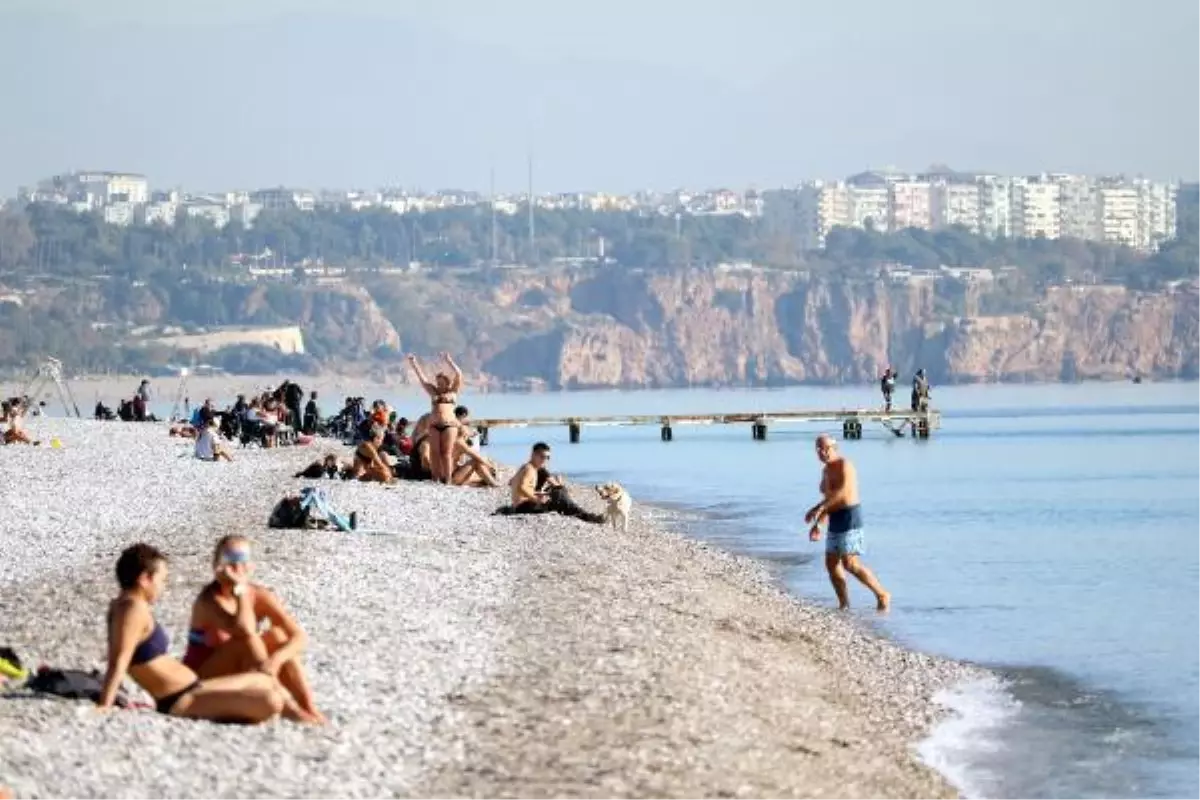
[595,482,632,532]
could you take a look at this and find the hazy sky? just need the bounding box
[1,0,1196,194]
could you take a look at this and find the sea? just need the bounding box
[151,379,1198,798]
[432,381,1198,800]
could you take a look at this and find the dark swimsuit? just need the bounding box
[125,618,200,715]
[430,393,457,431]
[827,504,864,534]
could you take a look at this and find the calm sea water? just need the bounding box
[437,382,1197,800]
[152,380,1198,797]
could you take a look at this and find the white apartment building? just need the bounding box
[1139,180,1177,251]
[39,171,149,208]
[977,176,1014,238]
[103,202,137,227]
[249,187,315,212]
[184,202,231,229]
[888,181,933,232]
[141,200,179,226]
[1098,185,1140,248]
[1012,178,1061,239]
[1057,175,1100,240]
[931,182,982,233]
[848,186,889,232]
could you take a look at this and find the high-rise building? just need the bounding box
[1012,177,1061,239]
[1056,175,1101,241]
[977,175,1014,238]
[931,182,982,233]
[888,181,933,232]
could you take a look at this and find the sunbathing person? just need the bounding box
[406,352,464,483]
[352,426,394,483]
[294,454,346,479]
[98,543,314,724]
[399,413,434,481]
[449,407,499,487]
[182,536,324,724]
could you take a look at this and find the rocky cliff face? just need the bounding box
[30,268,1192,386]
[451,269,1198,387]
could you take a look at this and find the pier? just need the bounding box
[473,408,941,445]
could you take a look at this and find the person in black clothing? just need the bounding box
[493,443,603,523]
[880,367,897,412]
[302,391,320,435]
[282,381,304,430]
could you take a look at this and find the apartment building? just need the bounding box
[849,186,889,232]
[931,182,982,233]
[1058,175,1100,240]
[1012,178,1061,239]
[977,176,1013,238]
[37,171,149,208]
[249,187,316,212]
[1139,180,1178,251]
[1098,185,1141,248]
[762,181,850,250]
[888,180,933,232]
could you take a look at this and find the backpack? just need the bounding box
[268,495,314,529]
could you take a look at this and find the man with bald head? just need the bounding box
[804,434,890,611]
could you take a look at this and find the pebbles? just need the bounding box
[1,418,971,798]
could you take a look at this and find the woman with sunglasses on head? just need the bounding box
[98,543,311,724]
[182,536,325,724]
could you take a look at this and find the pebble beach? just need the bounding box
[0,417,979,799]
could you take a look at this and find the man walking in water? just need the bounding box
[804,434,890,611]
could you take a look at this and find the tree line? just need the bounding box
[0,193,1194,288]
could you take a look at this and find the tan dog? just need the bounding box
[595,482,632,532]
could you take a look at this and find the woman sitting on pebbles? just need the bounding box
[406,352,464,484]
[352,426,395,483]
[182,536,325,724]
[98,543,313,724]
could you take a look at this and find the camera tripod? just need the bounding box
[19,357,82,418]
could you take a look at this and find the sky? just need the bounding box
[0,0,1196,194]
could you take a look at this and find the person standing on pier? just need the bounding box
[880,367,897,412]
[911,369,931,412]
[804,434,890,611]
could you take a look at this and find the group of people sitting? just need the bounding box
[100,538,324,725]
[93,354,620,731]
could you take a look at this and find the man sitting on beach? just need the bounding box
[494,443,604,523]
[804,434,890,611]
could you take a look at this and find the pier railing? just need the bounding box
[472,408,940,445]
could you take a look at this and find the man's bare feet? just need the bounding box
[876,591,891,612]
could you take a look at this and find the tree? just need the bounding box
[0,208,36,269]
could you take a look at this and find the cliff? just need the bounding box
[8,268,1195,386]
[374,268,1196,388]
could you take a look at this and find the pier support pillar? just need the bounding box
[752,422,768,441]
[660,424,673,442]
[842,419,862,440]
[568,422,581,444]
[917,417,930,440]
[478,426,490,447]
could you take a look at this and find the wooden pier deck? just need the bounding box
[473,407,941,444]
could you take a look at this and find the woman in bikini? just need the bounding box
[351,426,394,483]
[98,542,316,724]
[406,352,464,484]
[182,536,325,724]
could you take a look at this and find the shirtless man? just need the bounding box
[804,434,890,611]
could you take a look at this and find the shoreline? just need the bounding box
[0,417,980,798]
